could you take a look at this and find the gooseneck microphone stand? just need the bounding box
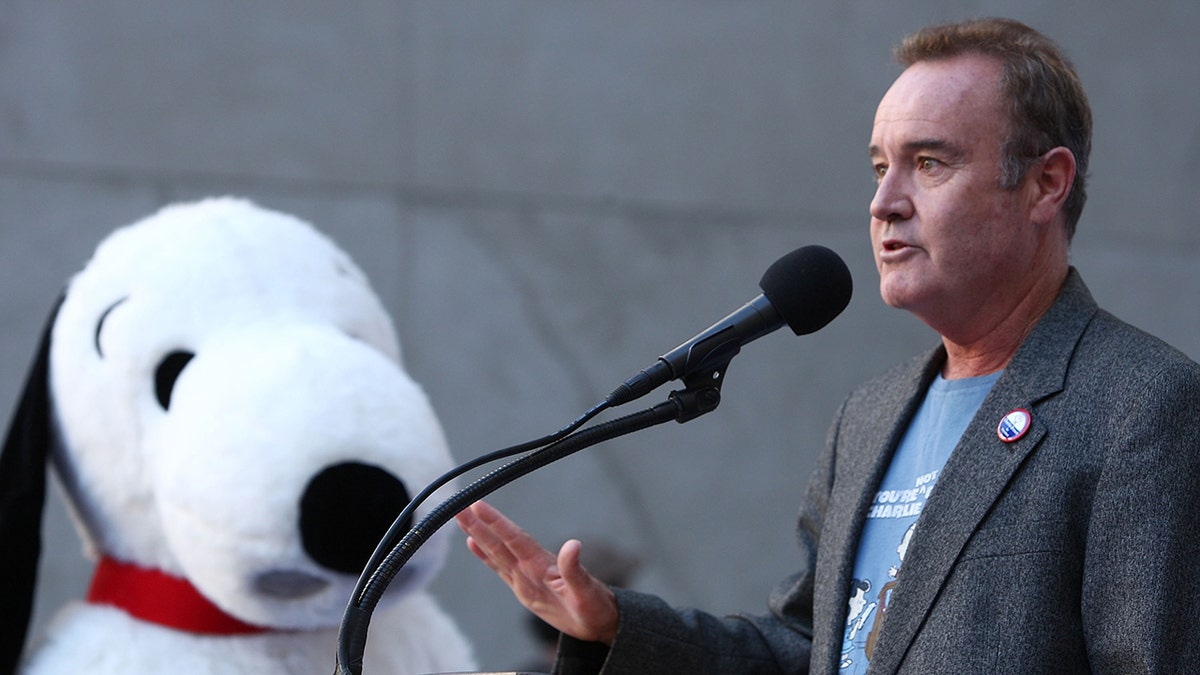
[334,360,733,675]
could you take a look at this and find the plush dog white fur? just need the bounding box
[16,198,475,673]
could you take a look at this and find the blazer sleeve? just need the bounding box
[554,586,810,675]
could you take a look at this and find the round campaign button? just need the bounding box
[997,408,1031,443]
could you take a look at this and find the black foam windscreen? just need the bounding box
[760,245,853,335]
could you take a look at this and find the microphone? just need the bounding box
[607,245,852,407]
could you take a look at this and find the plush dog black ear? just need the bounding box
[0,296,63,675]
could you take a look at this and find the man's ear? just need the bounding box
[1028,146,1076,226]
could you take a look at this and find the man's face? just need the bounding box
[868,54,1041,337]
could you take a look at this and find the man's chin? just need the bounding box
[878,279,919,310]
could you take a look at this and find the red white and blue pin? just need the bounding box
[997,408,1032,443]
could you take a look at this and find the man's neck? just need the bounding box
[940,266,1068,379]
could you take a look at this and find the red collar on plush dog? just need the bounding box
[87,556,269,635]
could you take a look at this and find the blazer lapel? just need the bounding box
[811,349,940,671]
[865,270,1099,673]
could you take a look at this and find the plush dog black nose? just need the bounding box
[299,462,412,575]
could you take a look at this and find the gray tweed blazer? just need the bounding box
[557,269,1200,674]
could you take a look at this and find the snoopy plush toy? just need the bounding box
[0,198,476,673]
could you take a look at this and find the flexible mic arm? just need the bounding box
[344,398,614,628]
[334,370,730,675]
[335,244,852,673]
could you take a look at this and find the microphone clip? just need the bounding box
[668,359,730,423]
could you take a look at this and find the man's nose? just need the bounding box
[870,170,913,224]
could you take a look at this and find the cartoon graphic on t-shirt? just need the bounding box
[840,579,877,668]
[841,373,997,672]
[864,523,916,661]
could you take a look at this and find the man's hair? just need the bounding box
[896,18,1092,239]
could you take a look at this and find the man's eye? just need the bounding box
[873,164,888,180]
[917,157,942,172]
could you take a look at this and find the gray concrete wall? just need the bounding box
[2,1,1197,670]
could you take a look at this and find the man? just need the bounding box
[457,17,1200,673]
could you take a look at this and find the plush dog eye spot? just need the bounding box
[154,350,195,410]
[94,296,129,358]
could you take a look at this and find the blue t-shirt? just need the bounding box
[839,371,1000,673]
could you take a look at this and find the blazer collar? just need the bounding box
[862,269,1098,673]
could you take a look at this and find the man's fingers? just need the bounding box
[459,504,620,645]
[463,536,496,569]
[457,504,520,569]
[457,501,559,590]
[475,501,559,563]
[553,538,619,644]
[556,539,587,587]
